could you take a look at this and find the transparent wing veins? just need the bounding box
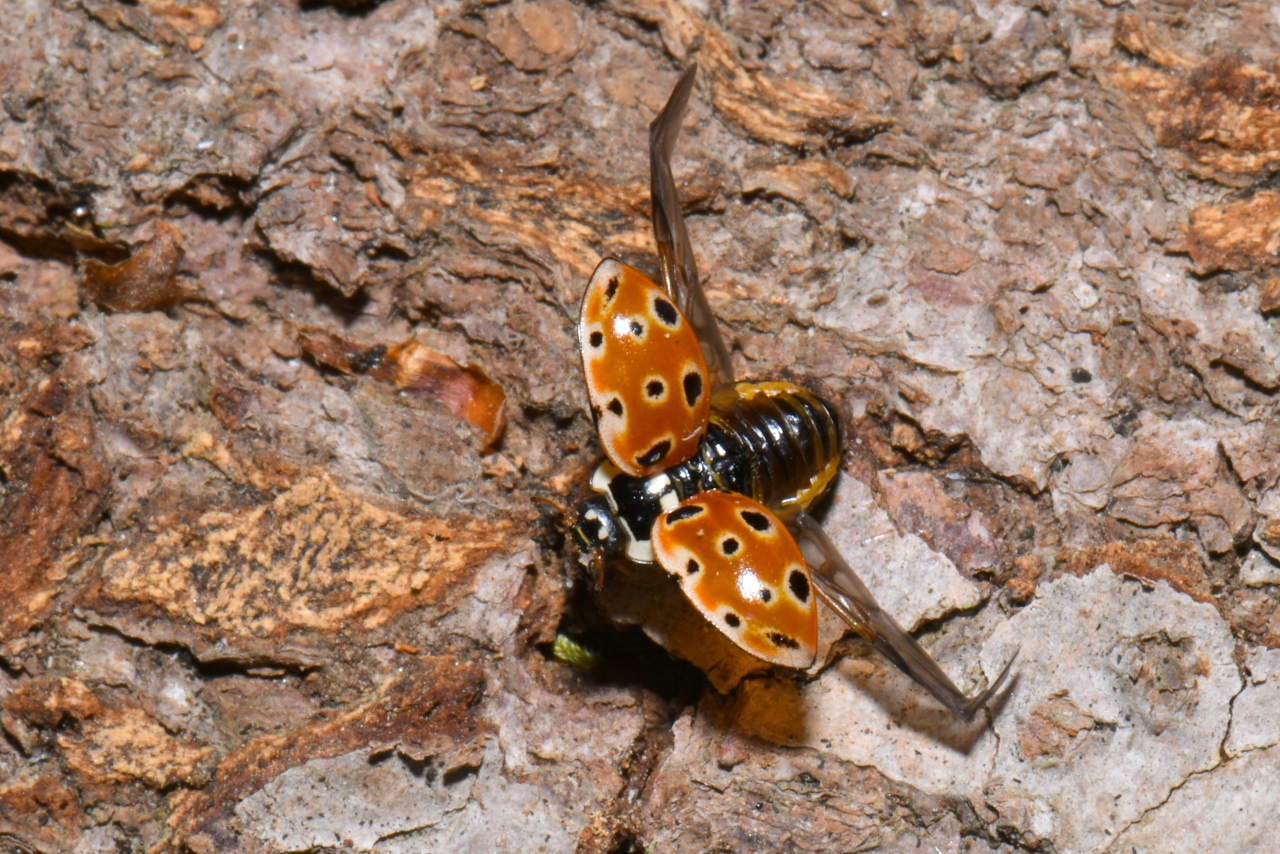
[649,64,735,389]
[791,513,1017,721]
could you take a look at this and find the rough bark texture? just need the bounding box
[2,1,1279,852]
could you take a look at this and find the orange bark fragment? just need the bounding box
[299,330,506,451]
[81,220,188,313]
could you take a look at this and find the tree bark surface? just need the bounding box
[2,1,1279,852]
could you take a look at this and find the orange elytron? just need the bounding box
[579,259,710,477]
[569,64,1015,721]
[652,492,818,668]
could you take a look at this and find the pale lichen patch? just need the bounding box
[96,477,510,642]
[61,706,213,790]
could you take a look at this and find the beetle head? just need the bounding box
[569,495,626,559]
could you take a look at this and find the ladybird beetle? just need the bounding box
[570,65,1014,720]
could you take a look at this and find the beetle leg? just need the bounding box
[649,64,735,389]
[790,513,1017,721]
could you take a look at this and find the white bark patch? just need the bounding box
[819,474,985,630]
[980,569,1240,852]
[1111,744,1280,853]
[1226,646,1280,757]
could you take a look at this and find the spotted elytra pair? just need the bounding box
[570,65,1015,720]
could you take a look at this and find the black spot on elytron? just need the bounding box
[589,331,603,348]
[724,612,741,628]
[646,379,665,398]
[721,537,740,556]
[686,558,700,575]
[760,588,772,603]
[770,632,799,650]
[607,399,624,416]
[1071,367,1093,383]
[666,505,704,524]
[653,297,679,326]
[788,570,811,604]
[683,371,703,407]
[740,510,770,532]
[636,439,671,468]
[604,277,619,302]
[630,320,644,337]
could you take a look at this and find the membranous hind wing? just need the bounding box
[649,64,735,390]
[790,513,1016,721]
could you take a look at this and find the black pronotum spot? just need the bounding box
[788,570,810,603]
[636,439,671,468]
[770,632,799,650]
[760,588,772,603]
[630,320,644,337]
[607,398,624,416]
[686,558,700,575]
[589,330,603,348]
[653,297,679,326]
[740,510,770,532]
[666,504,704,524]
[724,612,741,628]
[721,537,740,556]
[604,276,619,302]
[683,371,703,407]
[646,379,665,398]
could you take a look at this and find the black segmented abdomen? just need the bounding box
[699,381,843,516]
